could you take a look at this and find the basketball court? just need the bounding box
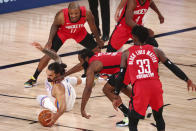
[0,0,196,130]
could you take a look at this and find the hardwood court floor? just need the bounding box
[0,0,196,131]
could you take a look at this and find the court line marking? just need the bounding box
[0,114,93,131]
[0,26,196,70]
[0,93,105,100]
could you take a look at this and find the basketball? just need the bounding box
[38,110,52,127]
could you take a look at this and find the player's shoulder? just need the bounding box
[53,82,65,94]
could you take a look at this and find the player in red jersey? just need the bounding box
[113,25,196,131]
[71,50,131,119]
[24,2,104,88]
[107,0,164,52]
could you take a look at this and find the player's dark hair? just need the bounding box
[48,62,67,75]
[68,2,80,9]
[79,49,94,60]
[132,25,149,43]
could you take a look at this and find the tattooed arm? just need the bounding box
[31,42,62,64]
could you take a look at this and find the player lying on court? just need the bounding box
[113,25,196,131]
[25,1,103,88]
[32,42,86,126]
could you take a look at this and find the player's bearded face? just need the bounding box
[46,70,56,82]
[69,8,81,22]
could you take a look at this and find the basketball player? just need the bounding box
[107,0,164,52]
[113,25,196,131]
[37,62,85,126]
[78,50,131,119]
[113,0,164,126]
[31,42,85,126]
[24,2,104,88]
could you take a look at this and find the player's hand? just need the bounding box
[96,39,104,48]
[158,14,164,24]
[114,9,120,22]
[147,28,154,37]
[81,110,91,119]
[47,113,58,127]
[44,41,52,49]
[187,79,196,92]
[31,42,44,51]
[112,96,122,111]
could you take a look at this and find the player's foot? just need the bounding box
[116,117,129,127]
[24,76,37,88]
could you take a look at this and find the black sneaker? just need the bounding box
[24,76,37,88]
[116,117,129,127]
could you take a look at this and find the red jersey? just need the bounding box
[57,6,87,43]
[119,0,150,25]
[88,52,121,75]
[126,45,159,85]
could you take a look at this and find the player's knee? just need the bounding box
[102,86,108,94]
[102,84,113,94]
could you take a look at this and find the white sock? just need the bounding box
[81,77,86,85]
[37,95,57,112]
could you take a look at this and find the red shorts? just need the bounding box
[57,29,87,43]
[129,79,163,116]
[109,21,132,50]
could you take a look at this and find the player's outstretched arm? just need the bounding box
[154,47,196,91]
[81,61,102,119]
[149,0,164,24]
[31,42,62,63]
[86,10,104,48]
[48,83,66,126]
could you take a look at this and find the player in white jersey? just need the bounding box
[31,42,86,126]
[37,62,85,126]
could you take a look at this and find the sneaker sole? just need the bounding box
[24,83,37,88]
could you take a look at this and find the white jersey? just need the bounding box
[45,76,77,111]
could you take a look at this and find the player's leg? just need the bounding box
[24,34,63,88]
[66,76,86,86]
[149,80,165,131]
[152,107,165,131]
[99,0,110,41]
[128,81,151,130]
[102,75,130,116]
[88,0,101,35]
[37,95,57,112]
[106,23,131,52]
[79,33,100,52]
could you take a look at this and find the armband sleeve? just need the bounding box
[163,59,188,82]
[114,67,126,95]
